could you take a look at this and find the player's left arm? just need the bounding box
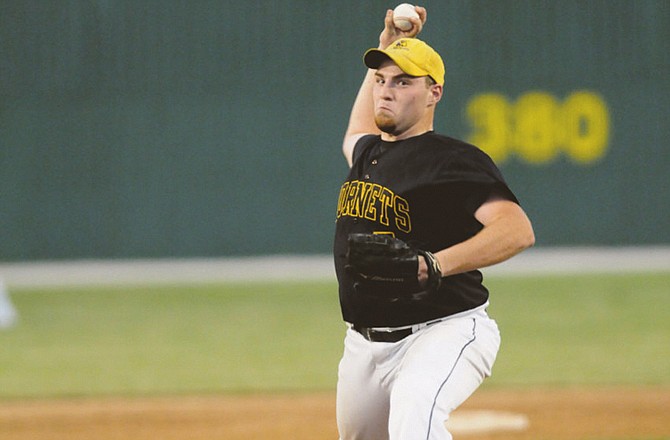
[420,194,535,280]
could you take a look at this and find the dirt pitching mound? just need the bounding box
[1,387,668,439]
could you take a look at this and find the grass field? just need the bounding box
[1,272,668,400]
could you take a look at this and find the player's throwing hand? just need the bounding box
[379,5,426,49]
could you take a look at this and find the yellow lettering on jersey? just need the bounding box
[337,182,350,218]
[336,180,412,233]
[351,181,372,217]
[344,181,361,216]
[363,184,382,221]
[394,197,411,232]
[378,187,393,227]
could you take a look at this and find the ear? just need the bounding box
[427,84,443,107]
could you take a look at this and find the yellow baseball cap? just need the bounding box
[364,38,445,86]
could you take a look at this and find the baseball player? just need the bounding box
[333,6,535,440]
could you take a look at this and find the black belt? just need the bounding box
[352,315,454,343]
[352,324,414,343]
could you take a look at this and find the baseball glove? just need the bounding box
[345,233,442,298]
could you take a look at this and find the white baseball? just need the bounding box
[393,3,419,31]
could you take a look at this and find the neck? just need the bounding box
[380,109,435,141]
[381,125,433,142]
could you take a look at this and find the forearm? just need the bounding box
[345,68,381,139]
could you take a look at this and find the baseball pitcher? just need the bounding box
[333,6,535,440]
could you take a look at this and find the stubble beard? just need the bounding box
[374,114,398,136]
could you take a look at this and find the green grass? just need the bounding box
[0,273,668,399]
[0,282,344,398]
[484,273,670,387]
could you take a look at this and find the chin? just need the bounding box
[374,116,397,134]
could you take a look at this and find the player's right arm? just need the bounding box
[342,7,426,167]
[342,69,380,167]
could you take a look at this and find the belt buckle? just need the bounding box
[354,324,409,342]
[365,327,392,342]
[365,328,375,341]
[372,327,405,342]
[361,327,385,341]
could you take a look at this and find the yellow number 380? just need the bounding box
[466,91,610,165]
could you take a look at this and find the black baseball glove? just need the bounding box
[345,233,442,299]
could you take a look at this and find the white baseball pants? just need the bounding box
[336,308,500,440]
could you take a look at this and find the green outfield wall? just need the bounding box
[1,1,668,260]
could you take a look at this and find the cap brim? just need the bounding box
[364,49,392,69]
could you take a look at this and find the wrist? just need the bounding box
[434,251,449,277]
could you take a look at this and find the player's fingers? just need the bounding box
[407,16,423,36]
[405,6,425,36]
[383,9,397,36]
[384,9,394,27]
[397,6,424,38]
[380,9,399,48]
[416,6,427,25]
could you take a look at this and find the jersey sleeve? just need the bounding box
[461,182,516,216]
[439,146,519,207]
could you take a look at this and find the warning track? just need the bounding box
[1,247,669,288]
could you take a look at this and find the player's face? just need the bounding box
[372,60,438,137]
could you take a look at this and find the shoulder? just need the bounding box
[405,132,515,194]
[343,134,382,167]
[413,132,497,169]
[423,132,489,156]
[351,134,382,165]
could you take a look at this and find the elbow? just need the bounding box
[508,231,534,258]
[508,215,535,254]
[520,222,536,251]
[515,208,535,251]
[524,230,536,250]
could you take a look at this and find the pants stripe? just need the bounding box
[425,318,477,440]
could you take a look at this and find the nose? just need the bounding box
[378,81,394,100]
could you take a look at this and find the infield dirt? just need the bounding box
[1,387,668,439]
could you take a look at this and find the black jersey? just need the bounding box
[333,131,519,328]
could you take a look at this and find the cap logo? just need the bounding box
[392,40,409,50]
